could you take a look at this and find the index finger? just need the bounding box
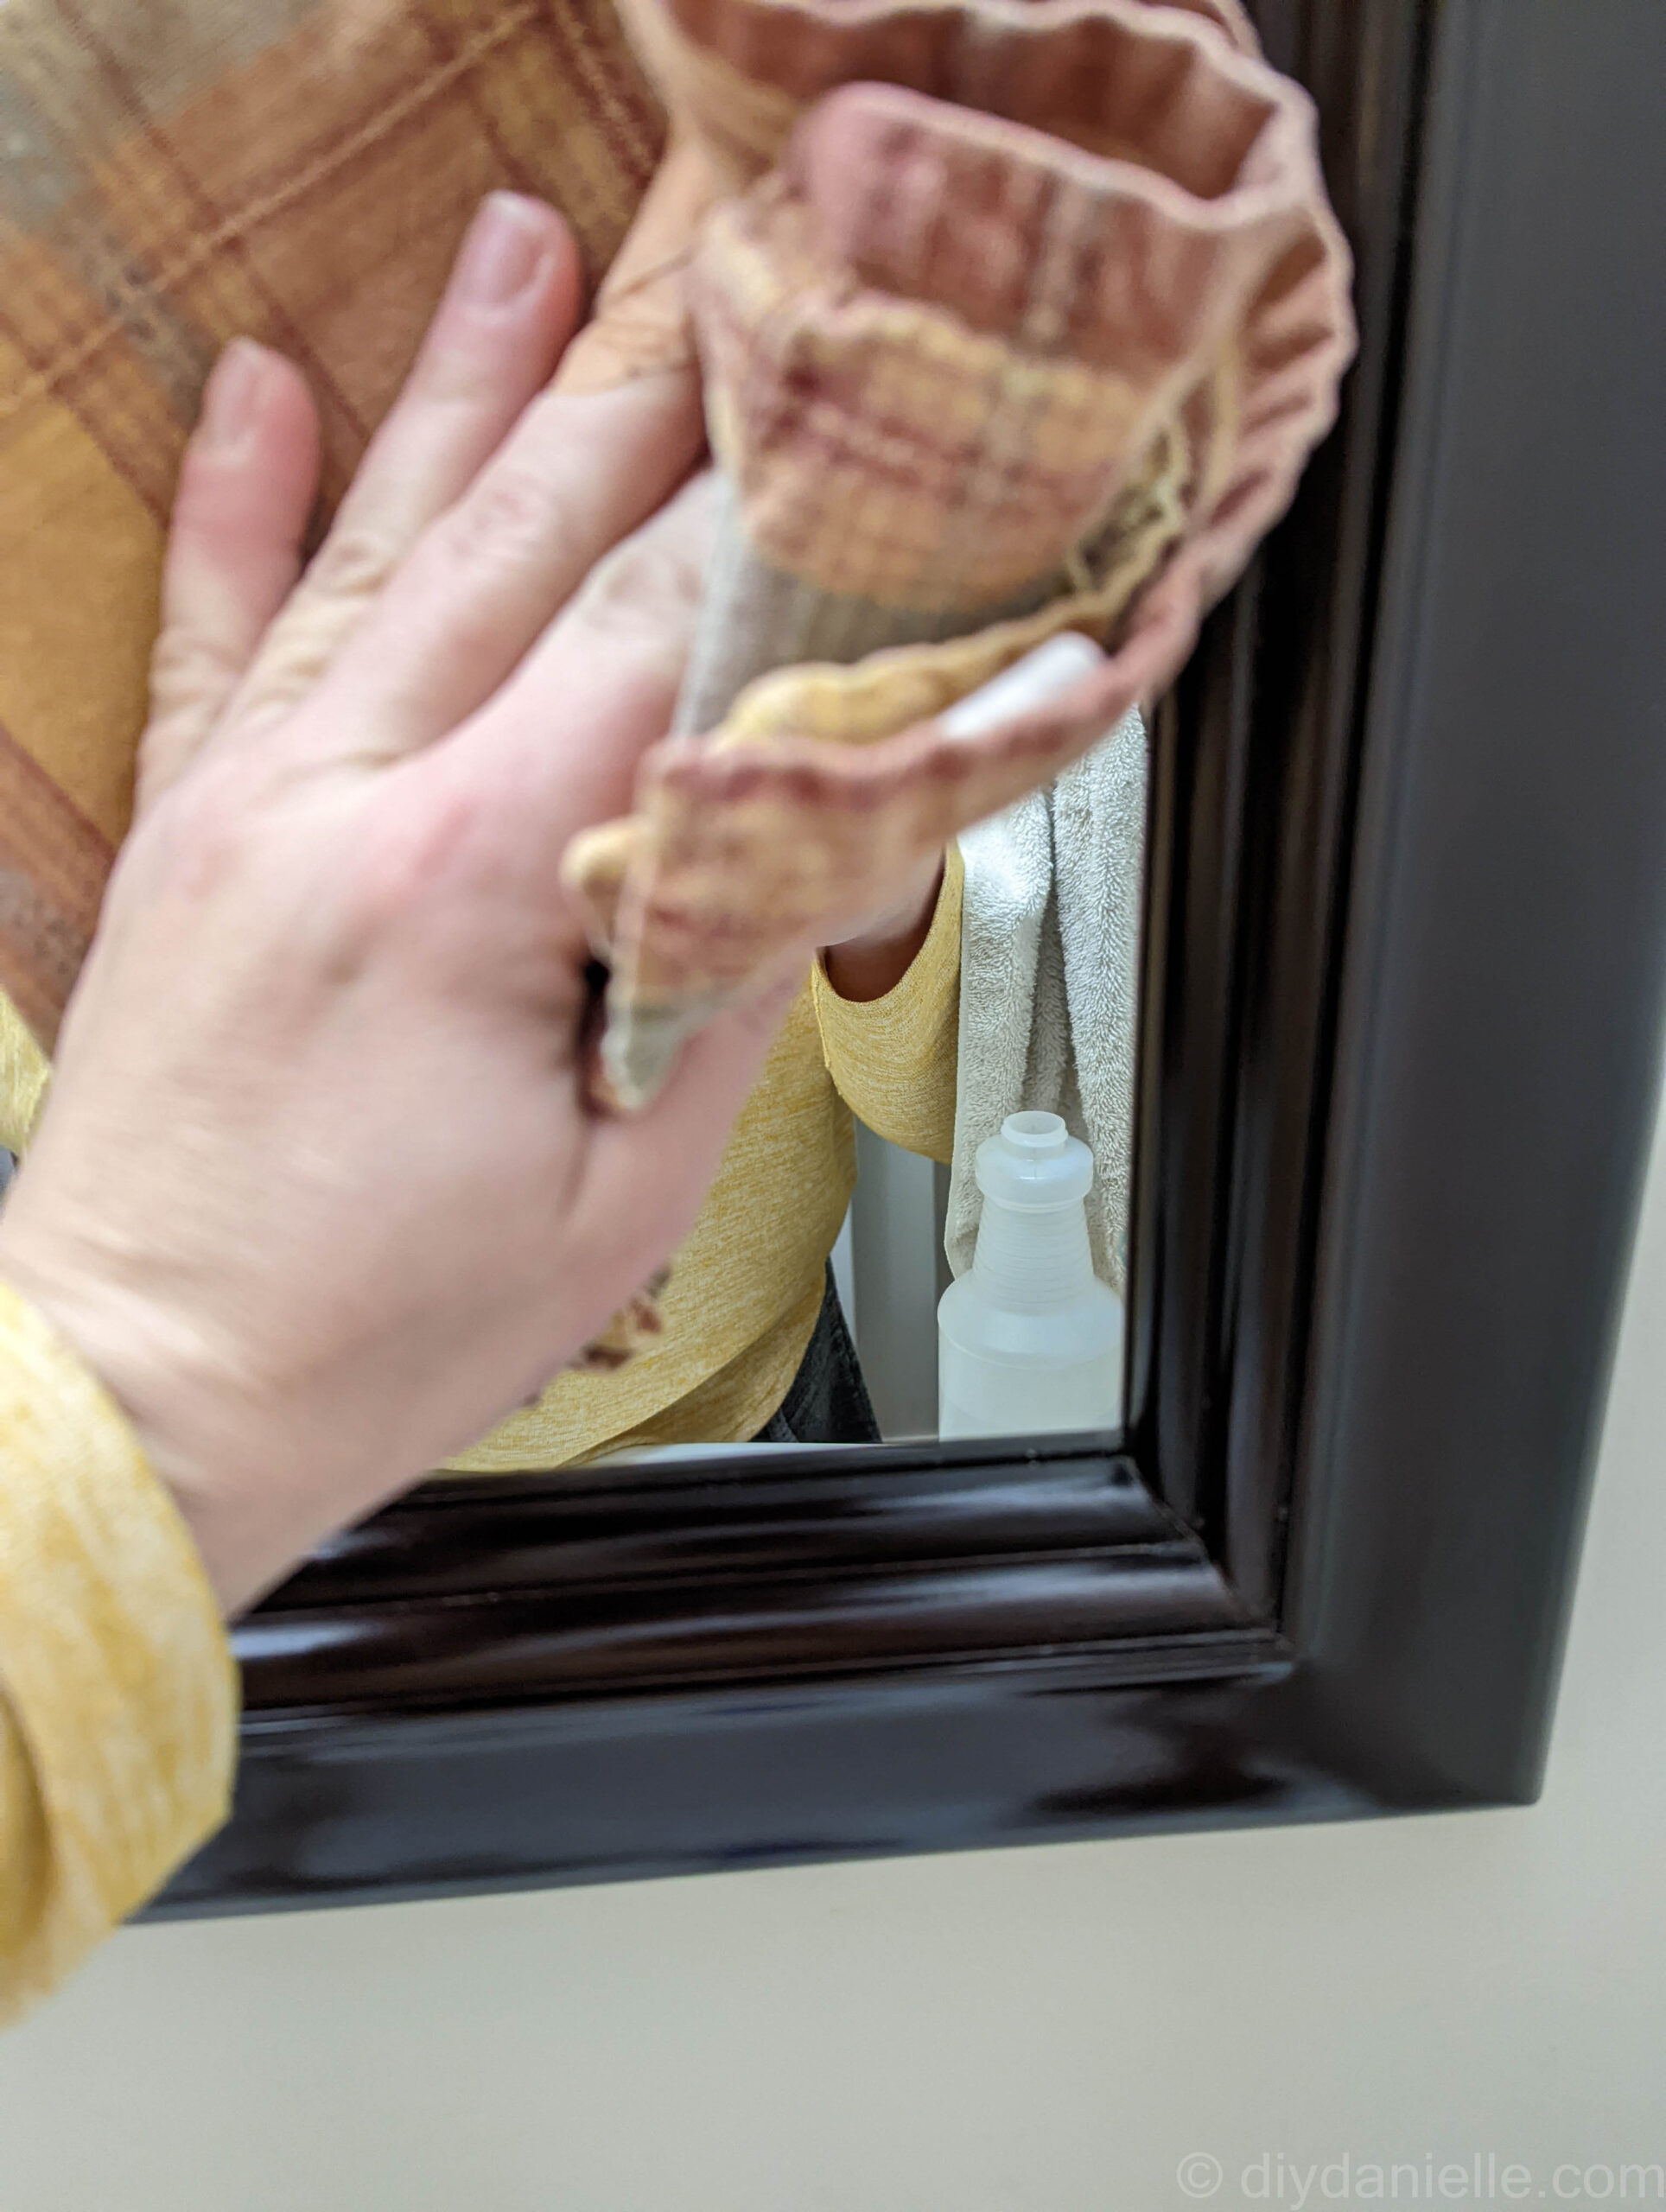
[296,361,704,768]
[221,195,582,737]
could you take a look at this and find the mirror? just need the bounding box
[0,681,1144,1487]
[445,689,1149,1478]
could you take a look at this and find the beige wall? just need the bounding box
[3,1077,1663,2211]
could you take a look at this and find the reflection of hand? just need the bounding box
[0,194,790,1617]
[820,860,947,1004]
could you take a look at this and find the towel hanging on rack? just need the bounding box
[948,703,1148,1299]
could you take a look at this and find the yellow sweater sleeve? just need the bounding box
[0,1282,238,2024]
[811,843,963,1165]
[1,995,50,1159]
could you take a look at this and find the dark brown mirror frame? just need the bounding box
[150,0,1666,1917]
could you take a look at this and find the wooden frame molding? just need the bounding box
[152,0,1666,1916]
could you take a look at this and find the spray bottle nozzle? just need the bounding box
[975,1111,1095,1211]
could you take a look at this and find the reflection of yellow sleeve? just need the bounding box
[1,993,50,1157]
[811,843,963,1165]
[0,1282,237,2025]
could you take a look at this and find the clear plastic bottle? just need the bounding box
[937,1111,1125,1440]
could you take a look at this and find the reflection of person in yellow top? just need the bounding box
[0,199,967,2021]
[448,868,960,1470]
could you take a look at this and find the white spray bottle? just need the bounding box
[937,1111,1125,1440]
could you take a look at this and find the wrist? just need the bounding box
[0,1219,280,1615]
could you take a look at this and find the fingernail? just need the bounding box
[452,193,545,310]
[200,339,270,454]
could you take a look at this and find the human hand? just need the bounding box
[0,194,793,1615]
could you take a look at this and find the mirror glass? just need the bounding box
[445,675,1148,1480]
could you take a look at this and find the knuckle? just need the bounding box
[571,526,703,642]
[302,518,399,608]
[235,616,346,715]
[140,628,242,799]
[169,432,242,526]
[152,751,265,891]
[435,465,563,580]
[218,518,402,721]
[148,621,239,715]
[343,774,497,938]
[414,339,517,412]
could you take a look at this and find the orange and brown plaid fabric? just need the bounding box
[0,0,664,1048]
[559,0,1355,1106]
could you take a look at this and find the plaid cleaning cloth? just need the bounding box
[558,0,1356,1105]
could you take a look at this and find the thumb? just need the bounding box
[137,342,320,816]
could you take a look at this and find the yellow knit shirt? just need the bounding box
[0,852,961,2019]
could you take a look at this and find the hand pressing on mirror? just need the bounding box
[0,194,793,1618]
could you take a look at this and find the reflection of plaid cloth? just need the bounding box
[0,0,663,1046]
[558,1,1353,1105]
